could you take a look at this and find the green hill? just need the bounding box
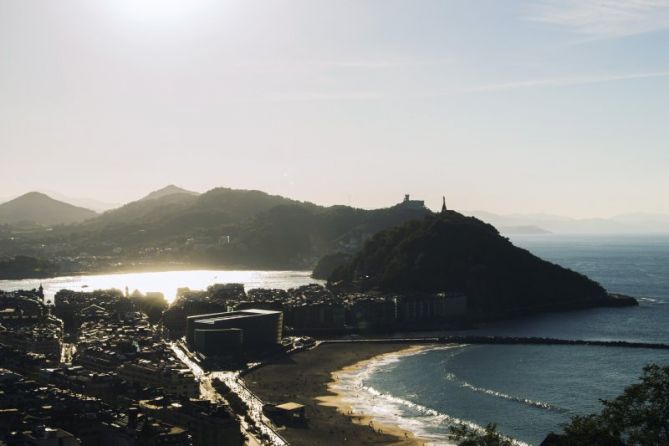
[80,187,318,240]
[328,212,632,317]
[0,192,96,226]
[1,188,432,270]
[0,255,58,279]
[220,202,432,268]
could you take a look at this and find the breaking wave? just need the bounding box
[638,297,664,304]
[333,345,529,446]
[444,373,568,413]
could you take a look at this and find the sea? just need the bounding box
[335,234,669,445]
[1,235,668,445]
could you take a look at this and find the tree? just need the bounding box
[451,365,669,446]
[449,423,514,446]
[545,364,669,446]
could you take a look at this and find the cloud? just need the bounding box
[528,0,669,38]
[457,70,669,93]
[259,70,669,103]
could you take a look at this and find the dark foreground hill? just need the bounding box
[329,212,636,318]
[0,192,96,226]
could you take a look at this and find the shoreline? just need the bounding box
[317,345,442,446]
[244,342,444,446]
[0,265,317,283]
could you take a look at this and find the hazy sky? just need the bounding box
[1,0,668,216]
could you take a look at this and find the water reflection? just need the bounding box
[0,270,322,304]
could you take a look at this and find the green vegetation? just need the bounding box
[452,364,669,446]
[0,187,430,273]
[213,378,249,416]
[553,364,669,445]
[0,255,58,279]
[449,423,513,446]
[311,252,353,279]
[329,212,618,317]
[88,187,305,230]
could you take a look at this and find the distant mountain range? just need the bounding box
[0,186,431,270]
[42,191,120,213]
[0,192,97,226]
[468,211,669,235]
[2,187,667,236]
[0,186,199,228]
[138,185,199,202]
[86,186,316,231]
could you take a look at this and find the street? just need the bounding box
[170,342,288,446]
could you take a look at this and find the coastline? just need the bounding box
[243,342,441,446]
[0,263,317,282]
[317,345,446,446]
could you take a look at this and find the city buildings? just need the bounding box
[0,323,62,360]
[139,398,243,446]
[187,309,283,355]
[118,362,198,398]
[0,291,63,361]
[395,292,468,324]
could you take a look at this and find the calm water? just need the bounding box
[0,270,322,304]
[347,234,669,445]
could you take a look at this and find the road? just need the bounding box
[170,342,287,446]
[211,370,288,446]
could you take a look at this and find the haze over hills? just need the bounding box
[497,225,551,235]
[0,187,431,271]
[43,191,120,213]
[468,211,669,235]
[138,185,199,202]
[3,185,668,236]
[2,184,668,279]
[87,186,317,230]
[72,188,430,269]
[0,192,97,226]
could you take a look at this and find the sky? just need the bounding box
[1,0,668,217]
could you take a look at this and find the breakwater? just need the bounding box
[322,336,669,350]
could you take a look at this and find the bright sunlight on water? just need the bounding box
[0,270,322,304]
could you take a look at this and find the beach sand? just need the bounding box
[243,342,435,446]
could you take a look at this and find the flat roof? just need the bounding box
[196,315,251,324]
[193,328,242,333]
[188,309,281,322]
[275,402,305,411]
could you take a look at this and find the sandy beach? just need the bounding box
[243,342,434,446]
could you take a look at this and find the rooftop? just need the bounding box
[275,402,305,411]
[188,308,281,323]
